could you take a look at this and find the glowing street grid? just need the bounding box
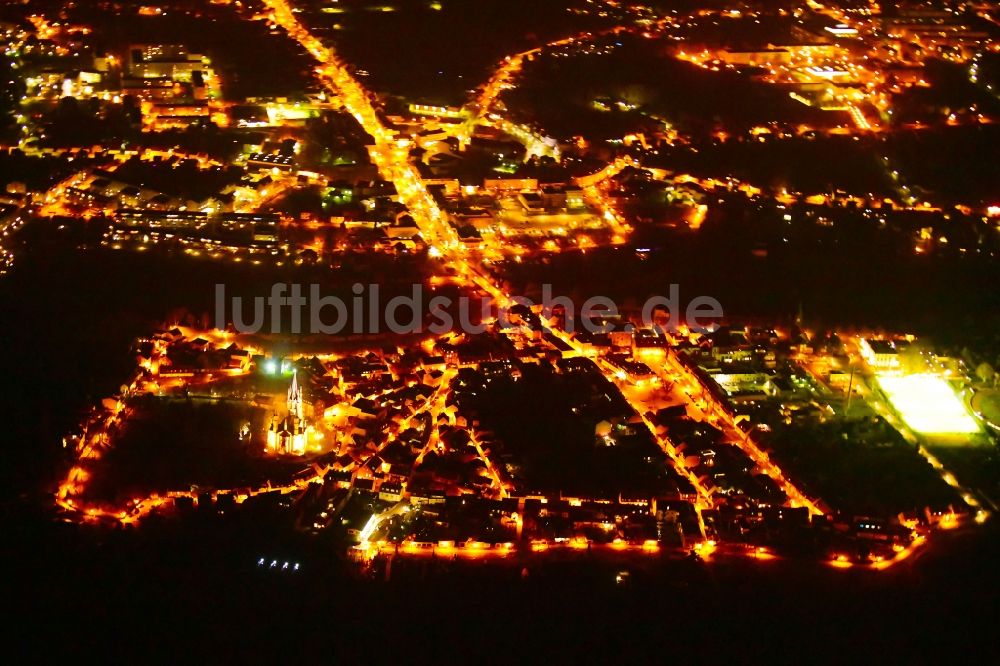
[878,374,979,435]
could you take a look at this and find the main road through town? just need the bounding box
[257,0,824,521]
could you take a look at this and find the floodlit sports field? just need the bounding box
[878,374,980,434]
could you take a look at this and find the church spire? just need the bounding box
[288,369,303,420]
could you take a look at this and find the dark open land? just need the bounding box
[298,0,605,104]
[926,437,1000,509]
[649,135,898,198]
[765,418,962,516]
[890,59,1000,132]
[452,363,681,496]
[0,149,104,191]
[886,125,1000,206]
[644,94,1000,205]
[80,397,297,505]
[494,205,1000,336]
[503,34,850,140]
[7,504,1000,661]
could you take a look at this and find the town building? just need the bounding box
[128,44,208,81]
[859,338,901,371]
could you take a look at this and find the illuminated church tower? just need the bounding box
[267,370,307,454]
[288,370,304,421]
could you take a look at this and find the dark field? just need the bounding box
[926,439,1000,509]
[503,35,851,140]
[766,419,962,516]
[494,213,1000,337]
[7,507,1000,661]
[886,125,1000,206]
[299,0,605,104]
[650,135,897,198]
[80,397,300,505]
[453,364,680,496]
